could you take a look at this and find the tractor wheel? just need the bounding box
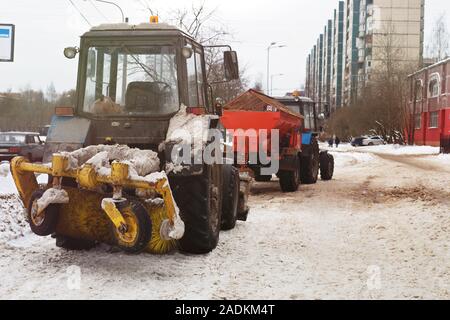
[27,189,59,236]
[55,235,96,251]
[300,138,320,184]
[278,156,301,192]
[110,200,152,254]
[320,152,335,181]
[172,164,222,254]
[221,165,239,231]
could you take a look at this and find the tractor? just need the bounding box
[10,19,247,255]
[220,90,334,192]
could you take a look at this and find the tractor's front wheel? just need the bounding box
[27,189,59,236]
[172,164,222,254]
[110,200,152,254]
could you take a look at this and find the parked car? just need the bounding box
[351,135,385,147]
[0,132,45,162]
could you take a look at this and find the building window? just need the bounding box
[414,80,423,101]
[415,114,421,129]
[429,112,439,128]
[428,74,440,98]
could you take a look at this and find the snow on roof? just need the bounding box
[90,22,180,32]
[0,131,40,135]
[408,57,450,78]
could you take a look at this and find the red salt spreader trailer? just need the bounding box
[220,89,334,193]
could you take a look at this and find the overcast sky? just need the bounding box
[0,0,449,96]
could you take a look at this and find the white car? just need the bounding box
[362,136,385,146]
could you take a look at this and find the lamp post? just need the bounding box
[266,42,286,95]
[88,0,126,22]
[270,73,284,96]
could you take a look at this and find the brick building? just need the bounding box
[407,57,450,149]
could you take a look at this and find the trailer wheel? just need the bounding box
[221,165,239,231]
[27,189,60,236]
[278,156,301,192]
[111,200,152,254]
[172,164,222,254]
[320,152,334,181]
[55,235,96,251]
[300,139,320,184]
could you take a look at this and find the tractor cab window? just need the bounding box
[83,45,179,116]
[185,42,206,109]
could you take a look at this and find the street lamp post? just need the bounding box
[266,42,286,95]
[270,73,284,96]
[88,0,126,23]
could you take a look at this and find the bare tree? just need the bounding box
[426,13,450,61]
[134,0,247,102]
[328,24,415,143]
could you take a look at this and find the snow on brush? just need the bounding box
[60,144,160,177]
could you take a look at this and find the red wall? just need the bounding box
[408,59,450,147]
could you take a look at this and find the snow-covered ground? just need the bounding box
[0,146,449,299]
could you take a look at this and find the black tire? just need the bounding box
[27,189,60,236]
[300,138,320,184]
[320,152,335,181]
[278,156,301,192]
[111,200,152,254]
[172,164,222,254]
[221,165,239,231]
[55,235,96,251]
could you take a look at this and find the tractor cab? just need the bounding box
[45,21,239,159]
[275,95,318,132]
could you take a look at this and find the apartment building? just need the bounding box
[331,1,345,111]
[305,0,425,110]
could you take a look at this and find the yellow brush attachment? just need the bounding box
[145,201,177,254]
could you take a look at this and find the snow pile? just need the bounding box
[0,162,10,177]
[357,144,440,155]
[36,188,69,213]
[329,151,375,167]
[159,104,211,152]
[0,194,28,242]
[0,172,17,195]
[60,144,160,177]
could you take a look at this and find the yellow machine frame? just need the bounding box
[10,154,178,239]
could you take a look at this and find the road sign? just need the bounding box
[0,24,15,62]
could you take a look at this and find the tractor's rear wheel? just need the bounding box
[300,139,320,184]
[110,200,152,254]
[278,156,301,192]
[172,164,222,254]
[320,152,335,181]
[221,165,239,231]
[27,189,59,236]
